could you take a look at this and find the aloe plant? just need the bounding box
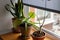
[5,0,24,18]
[5,0,42,39]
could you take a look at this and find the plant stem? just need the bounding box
[21,0,24,17]
[37,12,46,33]
[25,23,27,40]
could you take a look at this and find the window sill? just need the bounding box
[35,19,60,40]
[42,28,60,40]
[35,18,54,26]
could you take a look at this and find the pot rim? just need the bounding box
[32,32,45,38]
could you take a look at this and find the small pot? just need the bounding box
[12,27,21,33]
[20,26,32,39]
[32,31,45,40]
[12,18,21,33]
[0,37,3,40]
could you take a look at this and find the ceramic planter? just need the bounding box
[12,18,21,33]
[32,31,45,40]
[19,26,32,39]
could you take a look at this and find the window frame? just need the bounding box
[35,8,54,25]
[35,8,60,39]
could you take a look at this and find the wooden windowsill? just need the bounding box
[0,32,52,40]
[0,28,53,40]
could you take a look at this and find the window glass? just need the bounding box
[24,5,60,37]
[35,9,51,20]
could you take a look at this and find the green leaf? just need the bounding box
[15,3,20,18]
[5,4,16,17]
[10,0,14,7]
[13,18,21,28]
[5,5,10,11]
[27,21,39,30]
[23,12,35,22]
[7,4,15,10]
[28,12,35,18]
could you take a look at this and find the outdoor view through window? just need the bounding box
[24,5,60,39]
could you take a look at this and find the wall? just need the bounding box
[0,0,14,35]
[0,0,29,35]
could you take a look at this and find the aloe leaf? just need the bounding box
[28,12,35,18]
[10,0,14,7]
[5,5,10,11]
[13,18,21,28]
[20,12,34,23]
[8,9,16,17]
[8,11,16,17]
[5,5,16,17]
[15,3,20,18]
[25,23,27,38]
[18,0,24,17]
[6,4,15,11]
[23,12,34,22]
[28,21,39,30]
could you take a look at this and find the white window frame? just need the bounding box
[29,7,60,40]
[35,8,60,40]
[35,8,54,25]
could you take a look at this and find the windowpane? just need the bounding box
[35,9,51,20]
[24,5,60,38]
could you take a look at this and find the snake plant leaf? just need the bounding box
[10,0,14,7]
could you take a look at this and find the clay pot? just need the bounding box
[20,26,32,39]
[12,18,21,33]
[12,27,21,33]
[32,31,45,40]
[0,37,3,40]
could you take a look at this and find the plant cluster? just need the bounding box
[5,0,40,34]
[5,0,46,38]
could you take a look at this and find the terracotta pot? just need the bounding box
[32,32,45,40]
[12,18,21,33]
[12,27,21,33]
[20,26,32,39]
[0,37,3,40]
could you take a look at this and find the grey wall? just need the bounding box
[0,0,29,35]
[0,0,14,34]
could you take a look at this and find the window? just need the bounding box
[24,5,60,39]
[29,7,53,25]
[35,9,51,20]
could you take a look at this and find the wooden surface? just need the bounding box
[0,28,53,40]
[0,32,53,40]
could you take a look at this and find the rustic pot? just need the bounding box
[19,26,32,39]
[32,31,45,40]
[12,18,21,33]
